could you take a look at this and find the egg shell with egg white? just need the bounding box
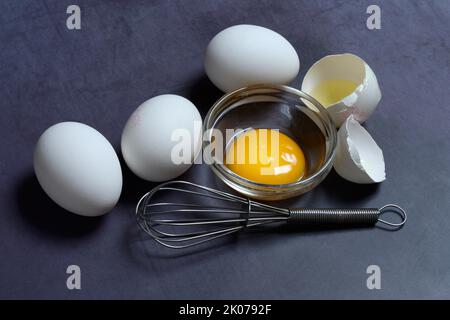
[302,53,381,127]
[204,24,300,92]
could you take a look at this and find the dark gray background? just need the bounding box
[1,0,449,299]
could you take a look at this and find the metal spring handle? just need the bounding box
[288,204,407,227]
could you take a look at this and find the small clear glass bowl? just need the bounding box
[203,84,337,200]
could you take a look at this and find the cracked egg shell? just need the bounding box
[301,53,381,127]
[333,115,385,184]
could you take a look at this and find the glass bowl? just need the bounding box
[203,84,337,200]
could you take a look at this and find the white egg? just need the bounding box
[204,24,300,92]
[121,94,202,182]
[302,53,381,127]
[333,116,385,184]
[33,122,123,217]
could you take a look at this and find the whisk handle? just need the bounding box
[289,205,407,227]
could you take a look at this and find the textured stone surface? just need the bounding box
[0,0,449,299]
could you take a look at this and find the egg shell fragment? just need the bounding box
[33,122,123,217]
[302,53,381,127]
[333,116,385,184]
[121,94,202,182]
[204,24,300,92]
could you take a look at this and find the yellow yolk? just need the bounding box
[310,79,358,107]
[225,129,306,185]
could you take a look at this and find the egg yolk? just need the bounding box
[225,129,306,185]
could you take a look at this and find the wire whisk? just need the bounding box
[136,181,407,249]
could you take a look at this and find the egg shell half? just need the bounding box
[121,94,202,182]
[33,122,123,217]
[302,53,381,127]
[204,24,300,92]
[333,115,385,184]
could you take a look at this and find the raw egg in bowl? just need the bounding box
[203,84,337,200]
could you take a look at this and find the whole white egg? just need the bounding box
[204,24,300,92]
[33,122,123,217]
[121,94,202,182]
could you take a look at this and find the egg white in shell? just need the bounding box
[302,53,381,128]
